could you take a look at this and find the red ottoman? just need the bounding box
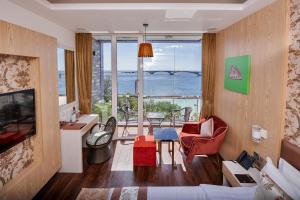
[133,135,156,167]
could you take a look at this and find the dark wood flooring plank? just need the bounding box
[33,141,222,200]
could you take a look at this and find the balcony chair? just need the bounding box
[86,116,117,164]
[180,116,228,163]
[118,103,138,136]
[170,107,192,127]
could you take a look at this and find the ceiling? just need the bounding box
[47,0,247,3]
[9,0,275,34]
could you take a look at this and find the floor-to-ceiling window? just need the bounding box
[116,37,139,137]
[92,38,112,124]
[92,35,202,137]
[143,38,202,125]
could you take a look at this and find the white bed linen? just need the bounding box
[147,185,257,200]
[278,158,300,190]
[262,157,300,199]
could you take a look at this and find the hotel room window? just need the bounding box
[143,38,202,122]
[92,39,112,123]
[57,48,66,106]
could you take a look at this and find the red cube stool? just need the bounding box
[133,135,156,167]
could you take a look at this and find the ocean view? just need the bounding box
[59,71,202,97]
[116,71,201,97]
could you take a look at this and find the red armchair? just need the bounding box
[180,116,228,163]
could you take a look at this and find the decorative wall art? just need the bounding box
[224,55,251,95]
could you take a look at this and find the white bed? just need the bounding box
[77,140,300,200]
[148,185,257,200]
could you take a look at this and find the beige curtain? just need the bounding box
[201,33,216,118]
[65,50,76,103]
[76,33,92,114]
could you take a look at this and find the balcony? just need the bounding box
[93,94,202,138]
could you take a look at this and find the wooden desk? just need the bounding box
[59,114,99,173]
[222,161,260,187]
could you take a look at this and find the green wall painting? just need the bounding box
[224,55,251,95]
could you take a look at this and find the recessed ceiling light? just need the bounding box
[164,18,192,22]
[147,30,207,34]
[113,31,140,34]
[76,27,87,32]
[207,28,217,32]
[90,31,110,34]
[165,10,197,19]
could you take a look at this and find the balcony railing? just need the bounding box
[117,95,201,123]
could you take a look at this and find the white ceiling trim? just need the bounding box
[36,0,245,10]
[9,0,275,33]
[90,30,207,34]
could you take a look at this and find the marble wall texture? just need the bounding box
[285,0,300,146]
[0,55,34,188]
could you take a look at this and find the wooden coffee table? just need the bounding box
[153,128,179,168]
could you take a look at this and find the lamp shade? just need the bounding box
[138,42,153,57]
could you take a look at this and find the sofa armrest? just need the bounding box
[189,136,221,156]
[182,122,201,135]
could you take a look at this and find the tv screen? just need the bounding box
[0,89,36,153]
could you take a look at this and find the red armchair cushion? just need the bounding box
[182,122,201,135]
[180,132,200,148]
[133,135,156,167]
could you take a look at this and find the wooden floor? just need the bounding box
[34,141,223,200]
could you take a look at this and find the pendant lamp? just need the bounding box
[138,24,153,57]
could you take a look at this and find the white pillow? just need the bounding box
[261,157,300,199]
[200,118,214,138]
[278,158,300,191]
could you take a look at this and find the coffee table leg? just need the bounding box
[172,141,175,168]
[159,141,162,166]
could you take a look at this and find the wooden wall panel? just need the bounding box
[214,0,289,162]
[0,20,61,199]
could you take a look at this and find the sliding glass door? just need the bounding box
[92,35,201,139]
[116,37,140,138]
[143,39,202,127]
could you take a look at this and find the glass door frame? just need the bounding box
[94,33,202,139]
[111,34,144,139]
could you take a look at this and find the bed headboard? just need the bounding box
[281,139,300,171]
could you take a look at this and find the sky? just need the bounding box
[103,41,202,72]
[57,41,202,72]
[57,48,65,71]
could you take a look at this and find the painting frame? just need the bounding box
[224,55,251,95]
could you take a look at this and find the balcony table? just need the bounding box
[146,112,165,134]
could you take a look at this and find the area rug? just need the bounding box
[110,140,186,172]
[111,141,134,171]
[76,187,147,200]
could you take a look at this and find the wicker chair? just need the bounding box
[86,116,117,164]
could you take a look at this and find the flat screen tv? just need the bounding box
[0,89,36,153]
